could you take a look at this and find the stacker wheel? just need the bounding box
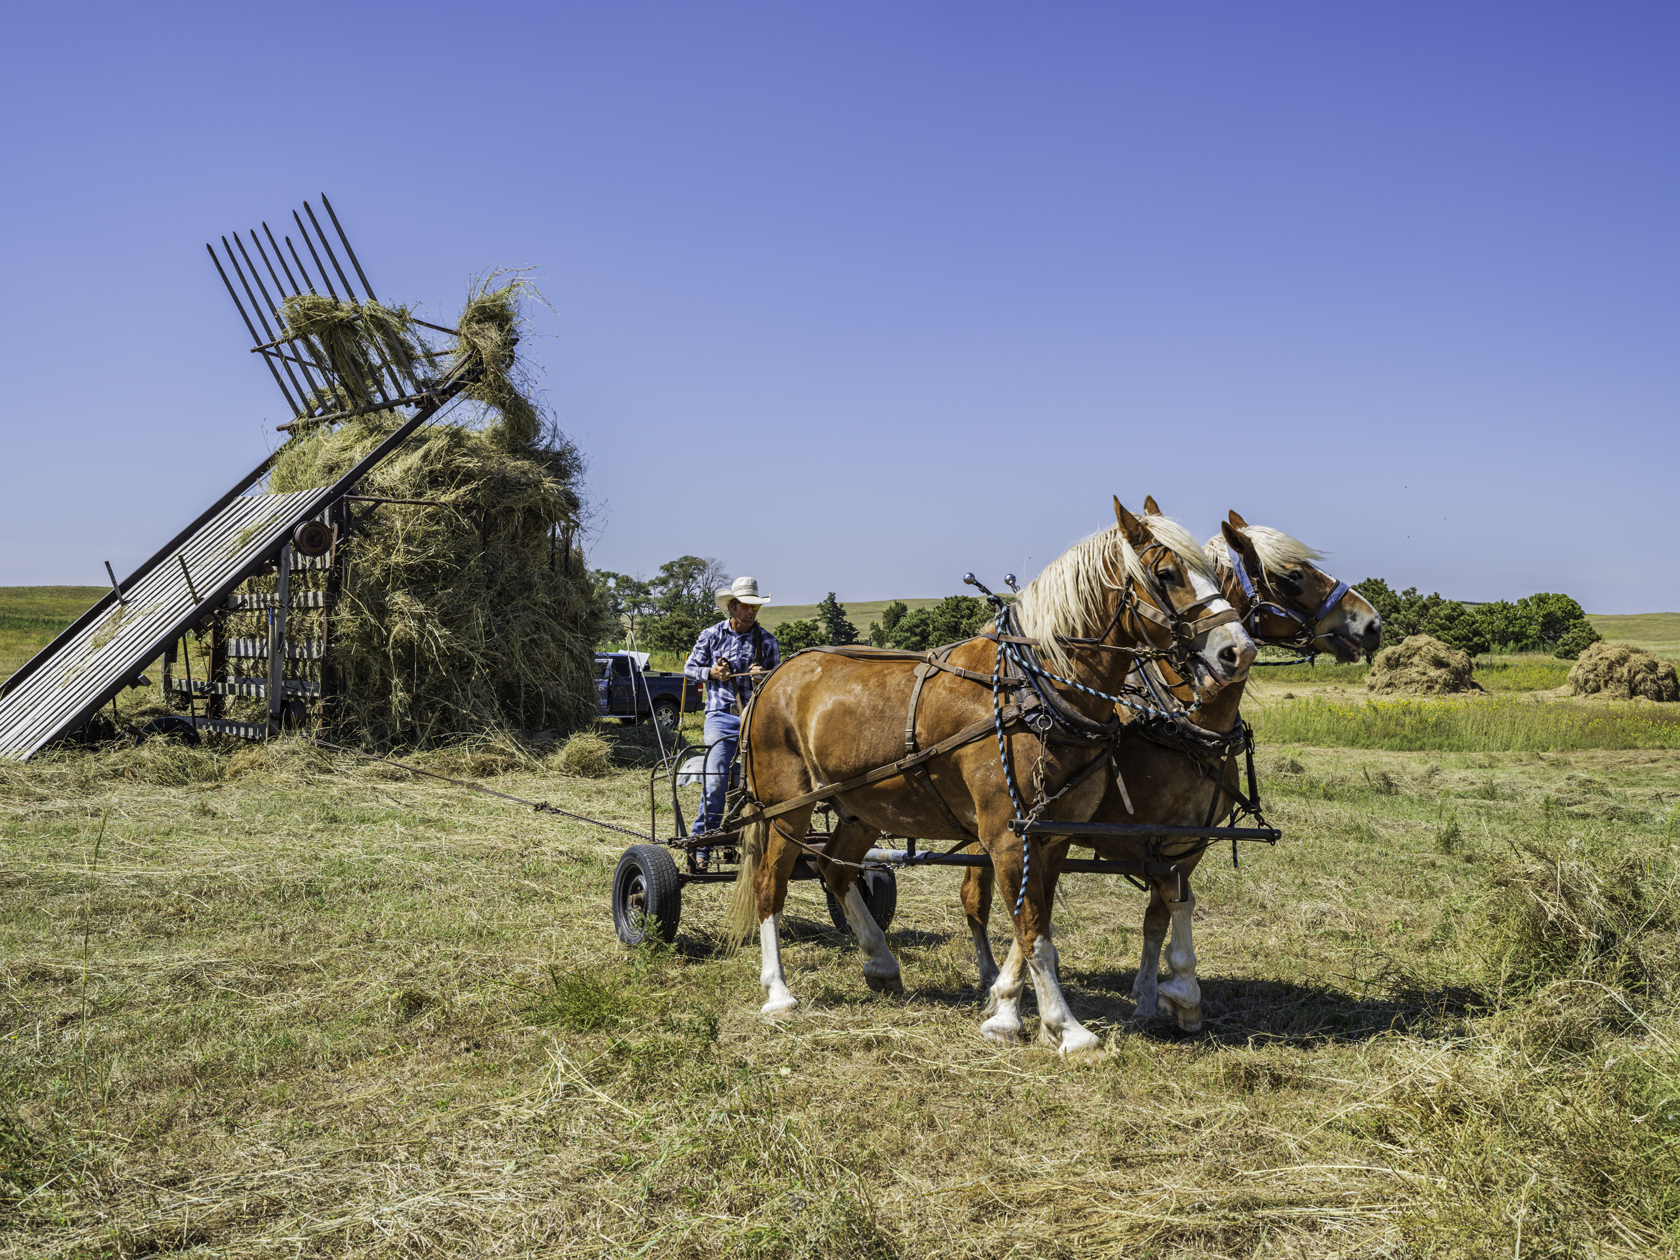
[612,844,682,946]
[825,868,897,936]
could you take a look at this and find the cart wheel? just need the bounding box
[652,697,681,733]
[612,844,682,946]
[825,868,897,935]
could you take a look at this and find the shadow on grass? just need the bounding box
[1068,964,1487,1045]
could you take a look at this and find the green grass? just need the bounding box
[4,704,1680,1254]
[0,587,105,683]
[1252,692,1680,752]
[1589,611,1680,657]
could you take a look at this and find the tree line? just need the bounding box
[1352,580,1599,659]
[591,558,1598,664]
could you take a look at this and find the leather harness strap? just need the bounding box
[756,702,1027,824]
[904,652,981,841]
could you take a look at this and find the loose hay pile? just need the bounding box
[244,277,606,748]
[1565,641,1680,702]
[1365,634,1485,695]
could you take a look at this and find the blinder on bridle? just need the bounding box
[1224,541,1348,659]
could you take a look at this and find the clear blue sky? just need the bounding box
[1,3,1674,612]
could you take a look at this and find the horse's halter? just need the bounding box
[1108,537,1243,665]
[1224,541,1348,655]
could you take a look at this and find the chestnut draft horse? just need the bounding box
[722,499,1257,1054]
[958,505,1383,1031]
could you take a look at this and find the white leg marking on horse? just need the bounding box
[841,884,904,994]
[1025,934,1100,1054]
[971,923,1000,993]
[980,940,1026,1043]
[1155,891,1202,1032]
[759,914,798,1016]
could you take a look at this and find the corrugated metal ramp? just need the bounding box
[0,391,456,761]
[0,488,332,761]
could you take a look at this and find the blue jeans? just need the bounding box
[699,712,741,833]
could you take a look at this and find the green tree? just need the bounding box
[1420,601,1490,656]
[885,595,993,651]
[640,555,729,654]
[1553,621,1601,660]
[776,618,827,653]
[589,570,654,644]
[1519,593,1596,652]
[869,600,909,647]
[816,593,858,646]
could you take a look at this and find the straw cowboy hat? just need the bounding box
[715,576,772,612]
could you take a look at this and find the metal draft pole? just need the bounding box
[268,543,292,730]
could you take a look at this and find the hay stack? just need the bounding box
[1365,634,1484,695]
[1565,642,1680,702]
[241,277,605,748]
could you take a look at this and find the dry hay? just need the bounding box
[1365,633,1485,695]
[246,277,606,749]
[552,728,614,778]
[1566,641,1680,702]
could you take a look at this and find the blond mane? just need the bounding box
[1015,514,1213,672]
[1204,524,1324,578]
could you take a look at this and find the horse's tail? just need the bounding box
[721,802,766,951]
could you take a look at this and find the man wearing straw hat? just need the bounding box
[684,576,781,834]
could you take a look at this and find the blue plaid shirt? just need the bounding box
[684,619,780,714]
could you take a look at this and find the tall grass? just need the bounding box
[1251,694,1680,752]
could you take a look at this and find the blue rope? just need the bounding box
[989,618,1032,914]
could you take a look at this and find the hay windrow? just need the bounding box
[1366,633,1484,695]
[250,278,605,749]
[1566,641,1680,702]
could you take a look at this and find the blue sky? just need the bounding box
[1,3,1674,611]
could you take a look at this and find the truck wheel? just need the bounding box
[652,697,681,733]
[825,868,897,936]
[612,844,682,946]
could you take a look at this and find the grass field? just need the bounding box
[1589,611,1680,657]
[754,598,946,633]
[4,694,1680,1256]
[0,587,104,683]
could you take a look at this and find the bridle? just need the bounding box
[1224,540,1348,663]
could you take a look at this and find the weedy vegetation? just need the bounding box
[3,690,1680,1255]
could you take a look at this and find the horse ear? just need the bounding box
[1113,497,1152,547]
[1142,495,1161,516]
[1227,509,1250,531]
[1222,519,1259,564]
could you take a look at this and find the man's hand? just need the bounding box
[709,660,732,681]
[747,664,768,679]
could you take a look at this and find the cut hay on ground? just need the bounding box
[1566,641,1680,702]
[245,277,605,748]
[1365,634,1484,695]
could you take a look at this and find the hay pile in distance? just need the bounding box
[248,275,605,749]
[1565,642,1680,702]
[1366,634,1485,695]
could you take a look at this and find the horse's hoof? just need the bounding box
[865,972,904,994]
[1156,997,1201,1032]
[1059,1027,1102,1055]
[980,1016,1023,1044]
[761,995,799,1016]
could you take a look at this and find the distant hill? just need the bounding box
[754,598,947,633]
[1587,612,1680,656]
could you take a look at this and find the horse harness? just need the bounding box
[1225,541,1349,660]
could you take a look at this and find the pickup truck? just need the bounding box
[594,652,705,730]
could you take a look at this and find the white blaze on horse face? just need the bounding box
[759,914,798,1015]
[1313,583,1381,662]
[1185,566,1256,684]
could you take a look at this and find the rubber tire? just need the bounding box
[825,868,898,936]
[652,697,681,733]
[134,716,203,747]
[612,844,682,946]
